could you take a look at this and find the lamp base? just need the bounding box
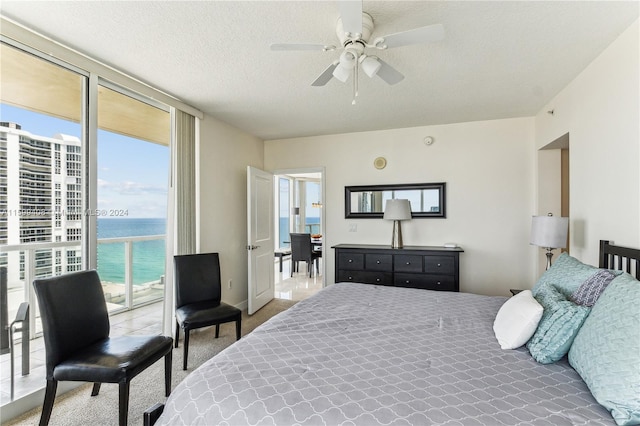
[545,248,554,270]
[391,220,403,248]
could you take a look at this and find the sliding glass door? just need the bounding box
[0,42,87,337]
[277,177,291,249]
[96,83,170,311]
[0,39,171,334]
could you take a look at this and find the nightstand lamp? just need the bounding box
[530,213,569,270]
[384,199,412,248]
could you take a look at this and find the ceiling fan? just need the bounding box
[270,1,445,104]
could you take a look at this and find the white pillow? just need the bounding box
[493,290,543,350]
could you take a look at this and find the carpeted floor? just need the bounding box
[6,298,296,426]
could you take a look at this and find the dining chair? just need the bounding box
[33,270,173,426]
[174,253,242,370]
[290,233,322,277]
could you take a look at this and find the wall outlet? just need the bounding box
[228,279,232,289]
[349,224,357,232]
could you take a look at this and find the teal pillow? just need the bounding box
[526,282,590,364]
[568,273,640,426]
[531,252,622,297]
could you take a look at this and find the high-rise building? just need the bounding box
[0,121,82,282]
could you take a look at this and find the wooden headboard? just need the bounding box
[599,240,640,280]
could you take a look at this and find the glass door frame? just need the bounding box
[1,37,90,339]
[1,37,171,336]
[94,78,170,313]
[271,167,326,283]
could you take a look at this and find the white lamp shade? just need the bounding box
[530,215,569,249]
[384,199,412,221]
[361,56,381,78]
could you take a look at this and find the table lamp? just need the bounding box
[530,213,569,270]
[384,199,412,248]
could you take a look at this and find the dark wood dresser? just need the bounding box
[332,244,463,292]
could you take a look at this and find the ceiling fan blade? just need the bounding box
[376,59,404,85]
[270,43,334,52]
[377,23,445,49]
[338,0,363,35]
[311,63,339,86]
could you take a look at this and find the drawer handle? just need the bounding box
[405,280,410,284]
[376,260,380,264]
[437,281,441,285]
[406,262,411,265]
[348,276,353,280]
[437,263,442,267]
[376,278,381,282]
[348,259,353,263]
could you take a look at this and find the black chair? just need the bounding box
[290,233,322,277]
[33,270,173,426]
[174,253,242,370]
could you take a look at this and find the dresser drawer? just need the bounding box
[394,255,423,273]
[365,254,393,271]
[338,252,364,270]
[424,256,455,274]
[338,270,392,285]
[394,273,456,291]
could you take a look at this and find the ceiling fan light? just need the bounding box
[332,64,351,83]
[361,56,381,78]
[342,49,359,64]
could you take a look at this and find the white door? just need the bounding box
[247,166,275,315]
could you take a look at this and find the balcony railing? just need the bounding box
[0,234,165,341]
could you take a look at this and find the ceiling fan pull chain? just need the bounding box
[352,60,358,105]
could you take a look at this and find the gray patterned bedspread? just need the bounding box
[158,283,613,425]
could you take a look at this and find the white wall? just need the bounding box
[265,118,535,296]
[199,19,638,302]
[198,114,264,307]
[534,19,640,264]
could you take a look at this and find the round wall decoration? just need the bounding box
[373,157,387,169]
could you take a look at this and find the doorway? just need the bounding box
[537,132,570,275]
[273,168,325,301]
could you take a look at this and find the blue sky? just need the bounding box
[1,103,169,218]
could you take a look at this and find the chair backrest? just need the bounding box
[174,253,222,309]
[33,270,110,379]
[290,233,313,262]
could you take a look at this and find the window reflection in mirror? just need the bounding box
[345,183,446,218]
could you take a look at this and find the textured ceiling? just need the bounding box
[1,1,638,140]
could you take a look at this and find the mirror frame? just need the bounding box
[345,182,446,219]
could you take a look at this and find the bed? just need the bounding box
[155,240,640,426]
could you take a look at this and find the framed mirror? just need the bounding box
[345,182,446,218]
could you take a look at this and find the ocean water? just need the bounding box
[97,218,166,285]
[97,217,318,283]
[279,217,320,247]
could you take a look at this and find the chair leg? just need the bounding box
[91,382,101,396]
[183,330,190,370]
[39,379,57,426]
[215,324,220,338]
[174,321,180,348]
[308,261,312,277]
[164,350,172,397]
[236,319,241,340]
[118,381,130,426]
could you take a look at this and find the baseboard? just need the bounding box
[234,299,248,311]
[0,381,82,423]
